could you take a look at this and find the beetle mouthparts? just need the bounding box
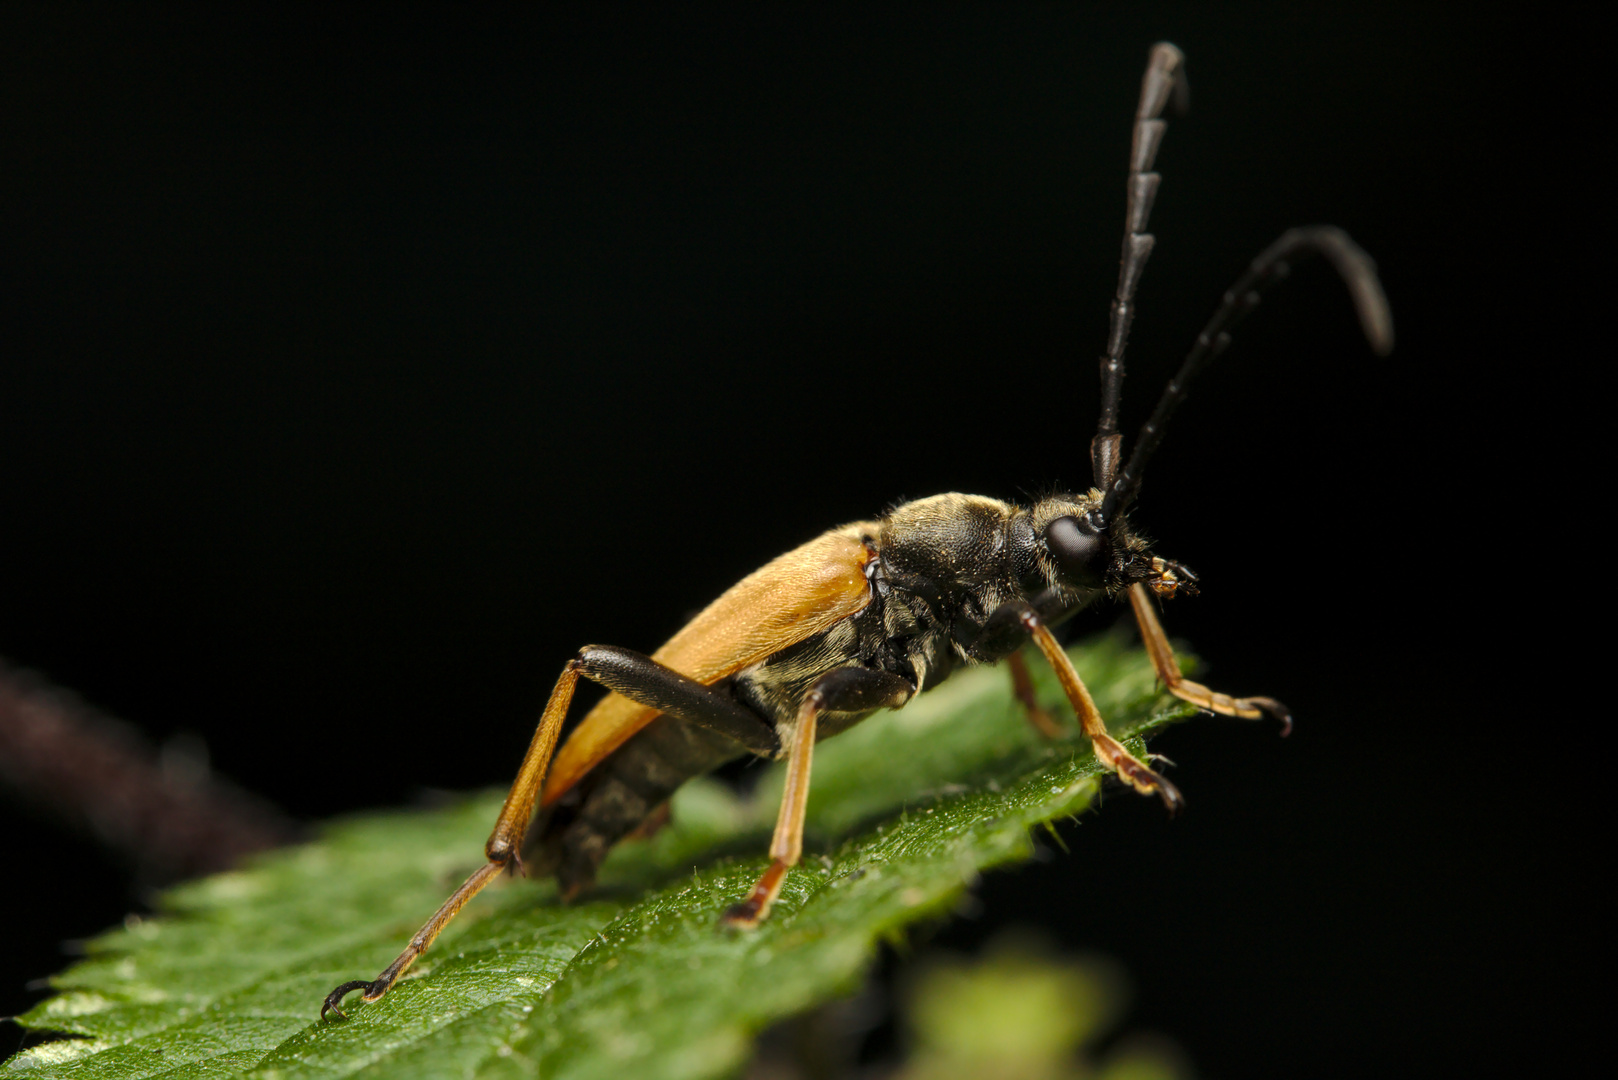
[1146,557,1199,599]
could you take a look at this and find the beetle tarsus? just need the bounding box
[1249,696,1294,736]
[1154,774,1185,814]
[1090,731,1183,814]
[720,899,764,929]
[1129,757,1183,814]
[320,980,377,1022]
[721,857,791,930]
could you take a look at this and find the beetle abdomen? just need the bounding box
[523,712,745,896]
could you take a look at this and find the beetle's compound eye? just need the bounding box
[1045,515,1108,588]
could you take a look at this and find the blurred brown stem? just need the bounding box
[0,658,300,884]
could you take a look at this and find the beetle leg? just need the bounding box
[722,667,913,929]
[1128,583,1293,735]
[1019,609,1183,811]
[1007,650,1064,738]
[571,645,780,756]
[322,642,790,1019]
[322,658,582,1020]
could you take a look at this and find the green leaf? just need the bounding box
[7,635,1194,1079]
[894,934,1191,1080]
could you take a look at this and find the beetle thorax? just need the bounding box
[872,490,1161,669]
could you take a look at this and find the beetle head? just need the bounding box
[1028,493,1192,604]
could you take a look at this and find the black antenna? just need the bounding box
[1091,42,1189,496]
[1099,225,1395,524]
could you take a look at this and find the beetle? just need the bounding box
[322,42,1391,1019]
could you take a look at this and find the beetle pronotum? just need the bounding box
[323,42,1391,1019]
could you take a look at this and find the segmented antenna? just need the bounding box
[1099,225,1395,524]
[1091,42,1189,495]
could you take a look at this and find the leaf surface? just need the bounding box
[7,636,1195,1079]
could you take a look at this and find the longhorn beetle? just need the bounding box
[323,42,1392,1019]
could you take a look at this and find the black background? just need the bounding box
[1,5,1588,1077]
